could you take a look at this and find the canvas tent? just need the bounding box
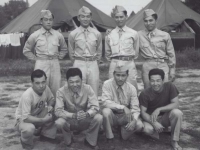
[1,0,115,33]
[127,0,200,49]
[0,0,116,59]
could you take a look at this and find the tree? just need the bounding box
[184,0,200,14]
[0,0,28,29]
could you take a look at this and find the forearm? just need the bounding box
[158,102,179,113]
[104,101,124,111]
[23,51,36,60]
[24,115,44,125]
[141,112,153,125]
[55,109,74,119]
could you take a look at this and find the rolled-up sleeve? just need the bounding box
[87,86,99,117]
[58,34,68,59]
[23,34,36,60]
[55,90,73,119]
[129,86,140,120]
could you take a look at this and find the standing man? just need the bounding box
[68,6,102,96]
[15,69,57,149]
[55,68,102,149]
[105,5,139,90]
[139,68,183,150]
[101,65,143,149]
[138,9,176,89]
[23,10,68,97]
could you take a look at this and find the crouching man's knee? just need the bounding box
[93,114,103,124]
[135,119,144,132]
[55,118,70,131]
[102,108,112,118]
[143,122,154,135]
[170,109,183,119]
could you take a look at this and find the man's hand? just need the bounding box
[43,113,53,124]
[77,110,89,120]
[47,106,54,113]
[125,118,137,131]
[123,107,132,122]
[151,108,160,123]
[169,68,176,82]
[152,122,164,133]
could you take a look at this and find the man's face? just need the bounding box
[68,75,82,93]
[78,14,92,28]
[41,15,53,30]
[149,75,164,92]
[114,12,127,28]
[114,71,128,86]
[144,15,157,32]
[32,75,47,95]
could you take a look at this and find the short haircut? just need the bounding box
[66,68,82,80]
[152,14,158,20]
[149,68,165,80]
[113,70,129,75]
[31,69,47,82]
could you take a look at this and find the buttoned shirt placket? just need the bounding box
[83,29,91,56]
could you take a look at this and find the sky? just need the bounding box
[0,0,151,16]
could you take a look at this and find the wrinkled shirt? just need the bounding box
[105,26,139,61]
[55,83,99,119]
[15,86,54,121]
[138,28,176,67]
[101,78,140,120]
[68,26,102,61]
[23,27,68,60]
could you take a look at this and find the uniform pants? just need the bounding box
[34,59,61,97]
[73,60,99,96]
[16,108,57,146]
[55,114,103,146]
[109,59,138,90]
[143,109,183,141]
[142,61,169,89]
[102,108,143,140]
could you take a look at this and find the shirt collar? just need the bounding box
[40,27,53,35]
[79,26,92,32]
[145,28,158,36]
[112,78,126,91]
[116,25,127,32]
[64,84,83,97]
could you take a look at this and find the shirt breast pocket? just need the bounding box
[37,39,46,47]
[88,40,97,48]
[142,43,150,51]
[52,41,60,47]
[156,41,165,50]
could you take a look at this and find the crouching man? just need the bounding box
[139,68,183,150]
[15,69,57,149]
[101,64,143,150]
[55,68,102,149]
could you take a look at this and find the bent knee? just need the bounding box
[102,108,112,117]
[55,118,66,129]
[170,109,183,117]
[143,122,154,135]
[21,123,35,135]
[135,120,144,132]
[93,114,103,123]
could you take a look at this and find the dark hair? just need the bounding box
[66,68,82,80]
[123,11,128,16]
[149,68,165,80]
[31,69,47,82]
[152,14,158,20]
[113,70,129,75]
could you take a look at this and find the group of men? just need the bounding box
[15,4,182,150]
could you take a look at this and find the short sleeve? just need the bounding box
[138,92,148,108]
[169,83,179,100]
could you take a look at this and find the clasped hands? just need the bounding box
[72,110,90,120]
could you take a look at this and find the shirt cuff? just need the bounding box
[133,113,140,121]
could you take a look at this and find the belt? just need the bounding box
[145,58,166,63]
[75,57,97,61]
[37,56,58,60]
[112,56,134,61]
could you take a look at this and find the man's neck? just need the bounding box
[32,88,43,96]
